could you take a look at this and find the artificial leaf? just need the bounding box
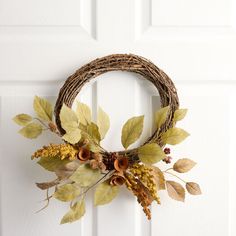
[60,199,85,224]
[94,181,119,206]
[33,96,52,121]
[150,166,166,190]
[62,129,81,144]
[36,179,60,190]
[161,127,189,145]
[54,184,80,202]
[87,122,101,143]
[155,106,170,129]
[60,104,78,133]
[70,164,101,187]
[55,162,80,179]
[76,101,92,125]
[186,182,202,195]
[37,156,70,172]
[19,122,42,139]
[97,107,110,140]
[173,109,188,122]
[138,143,166,164]
[13,114,32,126]
[173,158,196,173]
[166,181,185,202]
[121,115,144,149]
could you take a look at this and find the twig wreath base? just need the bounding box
[13,54,201,224]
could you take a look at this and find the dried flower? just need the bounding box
[32,143,79,160]
[110,172,126,186]
[89,153,106,171]
[129,163,160,204]
[125,173,153,220]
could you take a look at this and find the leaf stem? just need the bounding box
[164,171,187,184]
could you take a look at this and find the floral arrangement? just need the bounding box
[13,95,201,224]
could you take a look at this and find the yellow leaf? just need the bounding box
[138,143,165,164]
[13,114,32,126]
[186,182,202,195]
[37,156,70,172]
[173,158,196,173]
[60,104,78,133]
[76,101,92,125]
[94,181,119,206]
[60,199,85,224]
[62,129,81,144]
[69,164,101,187]
[33,96,52,121]
[121,115,144,149]
[18,122,42,139]
[155,106,170,129]
[166,181,185,202]
[173,109,188,122]
[161,127,189,145]
[150,166,166,190]
[97,107,110,140]
[54,184,80,202]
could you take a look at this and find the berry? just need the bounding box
[164,147,171,155]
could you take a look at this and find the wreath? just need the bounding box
[13,54,201,224]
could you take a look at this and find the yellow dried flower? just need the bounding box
[32,143,79,161]
[129,163,160,204]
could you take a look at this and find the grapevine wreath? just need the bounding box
[13,54,201,224]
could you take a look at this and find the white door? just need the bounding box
[0,0,235,236]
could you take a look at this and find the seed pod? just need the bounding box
[114,157,129,172]
[77,148,91,161]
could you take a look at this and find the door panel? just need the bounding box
[0,0,235,235]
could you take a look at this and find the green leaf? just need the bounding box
[155,106,170,129]
[94,181,119,206]
[138,143,166,164]
[53,184,80,202]
[87,122,101,143]
[70,164,101,187]
[60,104,78,133]
[161,127,189,145]
[18,122,42,139]
[62,129,81,144]
[33,96,52,121]
[173,109,188,122]
[121,115,144,149]
[37,156,70,172]
[76,101,92,125]
[13,114,32,126]
[60,199,85,224]
[97,107,110,140]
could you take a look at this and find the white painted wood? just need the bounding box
[152,0,231,26]
[0,0,236,235]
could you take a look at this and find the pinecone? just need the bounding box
[103,152,118,170]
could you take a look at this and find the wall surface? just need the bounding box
[0,0,236,236]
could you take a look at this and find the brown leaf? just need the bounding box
[36,179,60,190]
[173,158,196,173]
[186,182,202,195]
[150,166,165,190]
[166,181,185,202]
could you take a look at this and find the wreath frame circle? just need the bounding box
[54,54,179,152]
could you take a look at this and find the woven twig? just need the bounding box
[54,54,179,153]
